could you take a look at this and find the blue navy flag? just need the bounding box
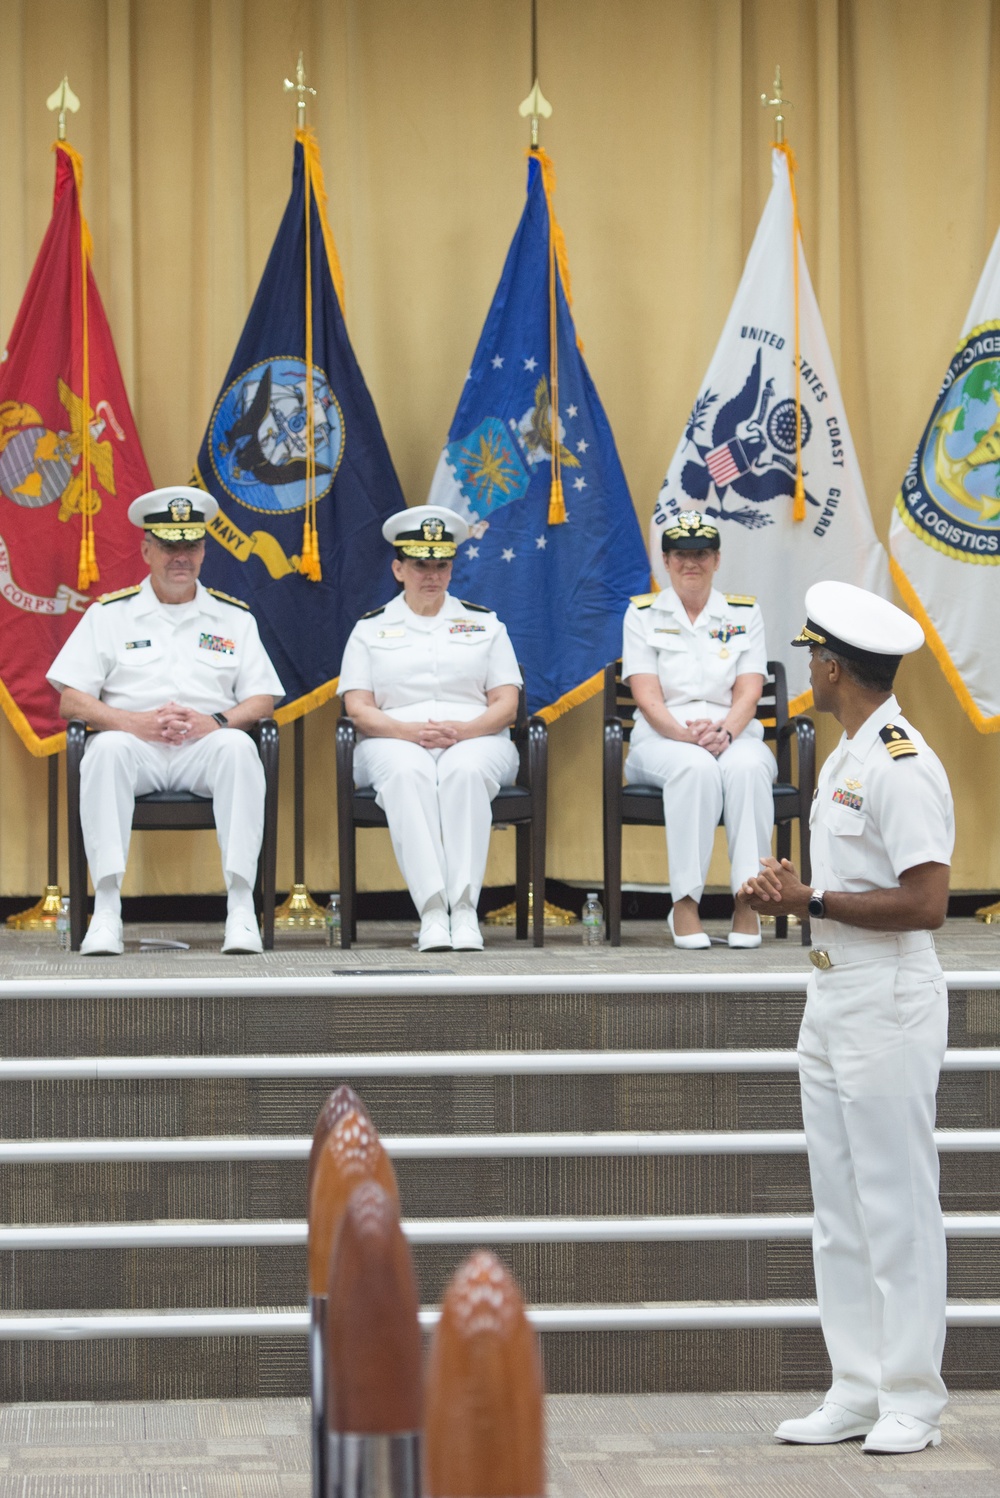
[427,149,650,720]
[194,131,402,719]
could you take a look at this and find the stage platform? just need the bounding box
[1,915,998,1406]
[0,911,997,977]
[1,1392,998,1495]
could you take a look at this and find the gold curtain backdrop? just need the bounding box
[1,0,998,899]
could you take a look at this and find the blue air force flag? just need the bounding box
[889,227,1000,731]
[194,131,402,719]
[650,147,888,712]
[427,150,650,720]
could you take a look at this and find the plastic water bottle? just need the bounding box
[56,896,70,950]
[581,892,604,946]
[325,894,341,947]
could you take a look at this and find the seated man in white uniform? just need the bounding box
[339,506,522,953]
[47,487,284,956]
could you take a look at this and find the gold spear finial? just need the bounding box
[518,79,552,149]
[46,76,81,141]
[761,65,791,145]
[283,52,316,130]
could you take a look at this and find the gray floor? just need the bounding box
[1,912,998,979]
[0,1392,997,1495]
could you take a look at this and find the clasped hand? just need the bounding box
[133,702,218,745]
[411,719,466,750]
[685,717,730,757]
[740,856,811,917]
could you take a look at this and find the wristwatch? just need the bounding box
[807,888,827,919]
[212,712,229,728]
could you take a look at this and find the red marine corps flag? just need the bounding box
[0,140,151,754]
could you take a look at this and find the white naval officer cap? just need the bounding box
[382,505,469,559]
[791,581,924,664]
[127,486,219,542]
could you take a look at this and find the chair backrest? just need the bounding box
[605,657,789,744]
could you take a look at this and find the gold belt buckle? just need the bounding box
[809,949,833,970]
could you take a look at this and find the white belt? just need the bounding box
[809,930,934,970]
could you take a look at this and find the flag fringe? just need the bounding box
[273,676,341,725]
[889,553,1000,734]
[535,666,605,725]
[0,675,66,757]
[297,127,346,317]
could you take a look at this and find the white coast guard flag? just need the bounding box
[889,231,1000,731]
[650,147,888,711]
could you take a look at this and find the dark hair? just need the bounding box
[818,647,899,693]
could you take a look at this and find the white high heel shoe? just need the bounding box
[728,913,762,949]
[668,907,711,950]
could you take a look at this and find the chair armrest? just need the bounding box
[336,715,357,812]
[776,713,816,794]
[66,719,88,777]
[525,714,547,791]
[250,717,279,779]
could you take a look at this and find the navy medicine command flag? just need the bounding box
[890,227,1000,731]
[0,141,151,754]
[427,148,650,719]
[194,130,402,717]
[650,145,888,712]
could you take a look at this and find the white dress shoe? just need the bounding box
[80,913,124,956]
[728,914,762,948]
[418,910,452,952]
[222,910,263,954]
[667,907,710,950]
[450,905,484,951]
[863,1412,941,1454]
[774,1401,875,1444]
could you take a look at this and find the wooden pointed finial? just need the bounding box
[760,65,792,145]
[46,76,80,141]
[283,52,317,129]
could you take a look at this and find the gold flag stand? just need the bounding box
[976,900,1000,924]
[485,886,576,927]
[6,760,63,930]
[273,716,328,929]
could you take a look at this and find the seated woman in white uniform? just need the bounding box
[622,510,776,949]
[338,506,522,953]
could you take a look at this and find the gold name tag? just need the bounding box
[377,627,406,639]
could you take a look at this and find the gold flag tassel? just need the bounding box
[530,146,581,527]
[774,139,806,523]
[296,127,328,583]
[61,140,99,589]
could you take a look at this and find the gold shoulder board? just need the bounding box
[97,585,142,605]
[459,599,492,613]
[360,604,387,620]
[630,592,657,609]
[879,724,918,759]
[206,587,250,610]
[724,593,757,607]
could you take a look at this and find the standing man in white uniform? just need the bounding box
[741,581,954,1456]
[47,487,284,956]
[622,511,776,949]
[339,506,521,953]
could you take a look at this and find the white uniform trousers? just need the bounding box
[353,733,520,915]
[80,729,266,889]
[798,945,949,1424]
[624,728,776,902]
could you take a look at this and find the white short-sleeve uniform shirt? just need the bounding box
[338,592,522,732]
[47,577,284,712]
[808,695,954,947]
[621,586,768,747]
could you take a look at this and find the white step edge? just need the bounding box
[3,1213,1000,1250]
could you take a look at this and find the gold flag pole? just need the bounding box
[7,79,82,933]
[273,54,327,931]
[488,7,572,931]
[760,64,789,144]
